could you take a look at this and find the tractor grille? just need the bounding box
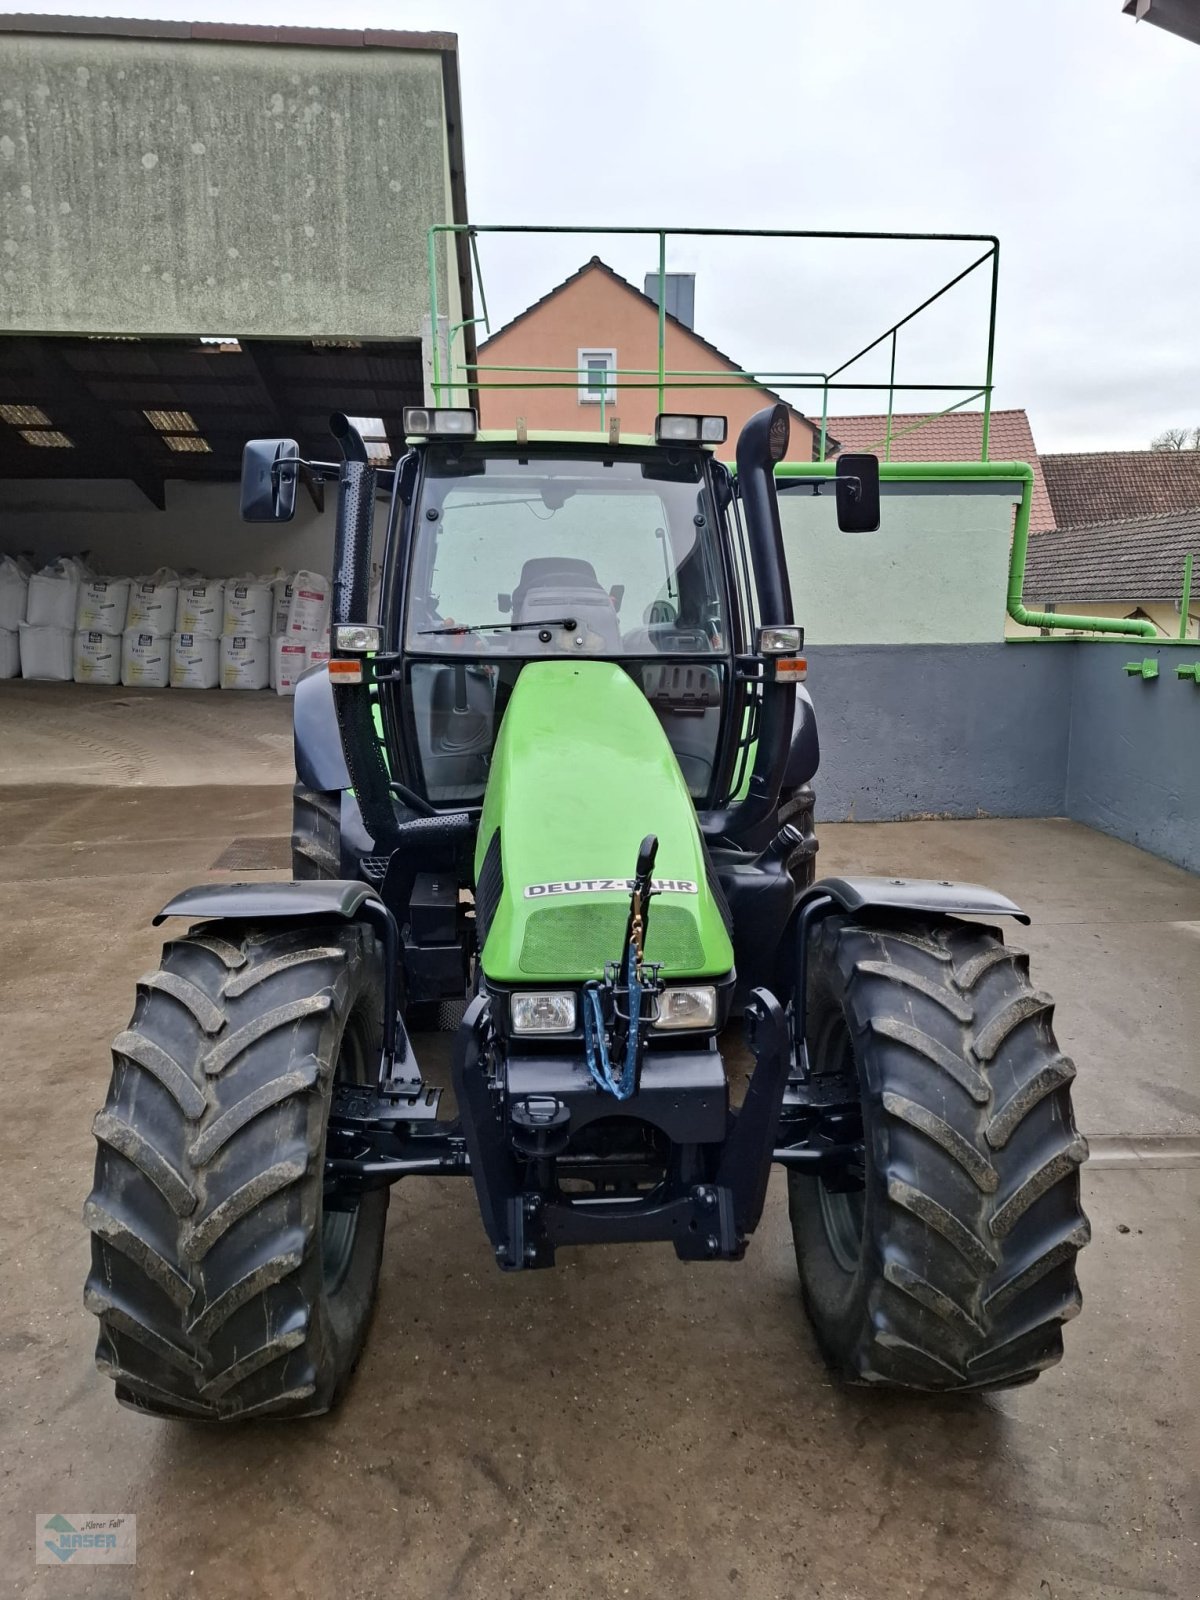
[475,830,503,947]
[519,903,705,977]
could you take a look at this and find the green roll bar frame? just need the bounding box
[425,224,1160,640]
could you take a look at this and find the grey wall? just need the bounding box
[806,644,1073,823]
[805,642,1199,875]
[1067,643,1200,873]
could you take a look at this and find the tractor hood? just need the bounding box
[474,660,735,984]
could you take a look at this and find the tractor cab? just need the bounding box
[392,425,737,808]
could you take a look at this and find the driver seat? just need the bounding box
[511,557,621,649]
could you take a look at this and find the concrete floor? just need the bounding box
[0,683,1197,1599]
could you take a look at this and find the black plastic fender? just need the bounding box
[783,685,820,788]
[293,663,352,793]
[798,875,1030,925]
[154,879,385,925]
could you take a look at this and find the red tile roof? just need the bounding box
[825,409,1054,532]
[1041,450,1200,530]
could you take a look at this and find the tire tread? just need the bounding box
[85,921,385,1419]
[791,914,1089,1391]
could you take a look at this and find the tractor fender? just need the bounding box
[294,663,352,793]
[783,685,820,788]
[153,880,400,1059]
[798,875,1030,925]
[153,879,387,926]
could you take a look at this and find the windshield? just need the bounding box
[404,448,728,658]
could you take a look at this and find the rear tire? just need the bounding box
[84,919,388,1419]
[291,782,341,880]
[788,914,1089,1390]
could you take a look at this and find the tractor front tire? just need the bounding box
[291,782,341,880]
[84,919,388,1420]
[788,913,1089,1391]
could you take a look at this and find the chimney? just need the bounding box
[644,271,696,331]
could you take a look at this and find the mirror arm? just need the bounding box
[272,456,396,502]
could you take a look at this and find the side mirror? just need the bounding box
[835,453,880,533]
[240,438,299,523]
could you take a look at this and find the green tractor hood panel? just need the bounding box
[475,660,735,983]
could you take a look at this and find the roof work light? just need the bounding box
[654,414,728,445]
[402,408,478,438]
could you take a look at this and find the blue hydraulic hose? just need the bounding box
[582,944,642,1100]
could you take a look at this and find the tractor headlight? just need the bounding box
[653,985,717,1030]
[334,624,381,653]
[511,991,577,1035]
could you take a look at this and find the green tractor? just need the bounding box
[85,401,1088,1419]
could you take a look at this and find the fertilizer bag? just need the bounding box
[76,576,131,634]
[0,556,29,630]
[126,570,179,635]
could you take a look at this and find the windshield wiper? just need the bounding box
[419,617,578,637]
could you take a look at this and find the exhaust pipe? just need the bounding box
[327,413,397,852]
[330,413,374,627]
[736,404,794,629]
[712,405,796,847]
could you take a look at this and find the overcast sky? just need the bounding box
[21,0,1199,450]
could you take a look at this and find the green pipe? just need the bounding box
[885,330,897,461]
[427,226,442,405]
[776,459,1031,481]
[856,390,986,455]
[981,241,999,460]
[825,245,996,380]
[428,224,1001,463]
[1180,553,1194,641]
[447,316,489,405]
[772,460,1157,639]
[432,223,1002,245]
[1003,466,1154,637]
[467,363,829,379]
[466,378,994,393]
[657,232,667,414]
[468,229,491,336]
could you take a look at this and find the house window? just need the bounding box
[578,348,617,404]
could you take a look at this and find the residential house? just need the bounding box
[1020,506,1198,639]
[474,258,824,462]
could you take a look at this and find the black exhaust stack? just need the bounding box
[330,412,374,628]
[736,404,794,630]
[713,404,797,845]
[328,412,398,852]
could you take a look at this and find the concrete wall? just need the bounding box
[0,477,337,578]
[782,480,1021,645]
[805,641,1199,875]
[0,32,460,338]
[1067,643,1200,872]
[805,643,1073,822]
